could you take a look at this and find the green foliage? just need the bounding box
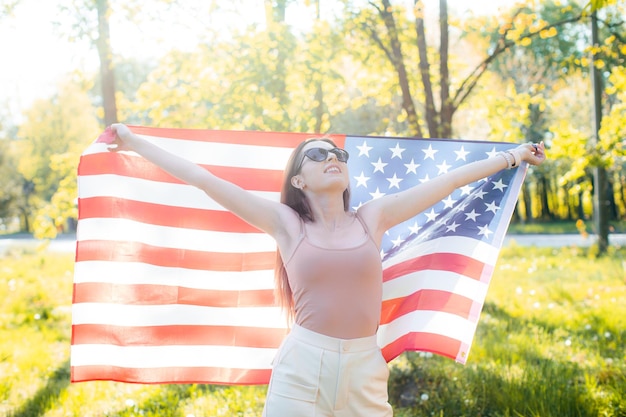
[13,80,100,237]
[0,140,23,227]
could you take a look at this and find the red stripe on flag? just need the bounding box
[380,290,474,325]
[72,324,286,348]
[73,283,275,307]
[383,252,486,283]
[75,240,275,271]
[78,197,261,233]
[381,331,463,363]
[78,153,284,191]
[70,365,272,385]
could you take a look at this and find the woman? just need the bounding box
[108,123,546,416]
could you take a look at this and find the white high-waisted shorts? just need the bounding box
[262,324,393,417]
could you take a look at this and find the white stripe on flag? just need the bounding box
[73,261,274,290]
[72,303,286,328]
[382,270,489,302]
[382,235,500,269]
[77,218,276,253]
[71,344,278,369]
[78,175,280,207]
[377,310,478,347]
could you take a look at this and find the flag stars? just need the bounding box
[442,195,456,209]
[391,235,404,247]
[371,158,388,173]
[389,143,406,159]
[386,173,403,189]
[454,146,470,161]
[424,208,438,222]
[460,185,473,196]
[436,160,452,174]
[465,209,480,222]
[357,141,373,157]
[422,145,438,160]
[491,178,508,192]
[354,171,370,188]
[485,201,500,214]
[446,222,460,233]
[486,147,499,159]
[473,189,488,200]
[404,159,420,175]
[419,174,431,183]
[408,222,420,235]
[477,224,493,238]
[370,187,386,199]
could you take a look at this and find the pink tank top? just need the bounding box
[283,213,383,339]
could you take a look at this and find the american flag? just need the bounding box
[71,126,526,385]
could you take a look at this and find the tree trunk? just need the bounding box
[414,0,436,137]
[96,0,118,126]
[618,174,626,218]
[522,182,533,221]
[438,0,452,138]
[539,175,552,220]
[379,0,422,137]
[591,11,609,253]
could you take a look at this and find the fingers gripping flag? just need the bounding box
[71,126,527,384]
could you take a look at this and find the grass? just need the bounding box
[1,243,625,416]
[507,219,626,235]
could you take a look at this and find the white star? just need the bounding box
[486,147,499,159]
[391,235,404,247]
[408,222,420,235]
[454,146,470,161]
[351,202,365,211]
[419,174,431,183]
[422,144,438,160]
[389,143,405,159]
[353,171,370,188]
[477,224,493,238]
[371,158,387,173]
[465,209,480,221]
[370,187,386,199]
[485,200,500,214]
[446,222,460,233]
[442,195,456,209]
[492,178,508,192]
[404,159,420,175]
[424,208,438,222]
[460,185,473,196]
[357,141,373,157]
[473,189,488,200]
[436,160,452,174]
[386,173,403,189]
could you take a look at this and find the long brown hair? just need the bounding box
[274,138,351,323]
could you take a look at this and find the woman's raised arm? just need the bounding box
[108,124,295,238]
[360,142,546,240]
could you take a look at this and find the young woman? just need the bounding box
[108,123,546,416]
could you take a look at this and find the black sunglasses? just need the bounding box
[299,147,350,168]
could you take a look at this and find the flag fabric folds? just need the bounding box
[71,126,527,385]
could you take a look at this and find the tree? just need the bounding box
[96,0,118,125]
[16,81,99,236]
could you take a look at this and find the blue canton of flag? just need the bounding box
[344,136,524,261]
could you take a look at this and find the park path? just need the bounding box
[1,233,626,254]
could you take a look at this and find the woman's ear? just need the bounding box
[291,175,305,190]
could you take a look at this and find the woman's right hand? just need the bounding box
[108,123,137,152]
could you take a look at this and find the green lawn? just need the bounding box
[507,219,626,235]
[1,243,625,416]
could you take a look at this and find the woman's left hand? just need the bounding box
[514,141,546,166]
